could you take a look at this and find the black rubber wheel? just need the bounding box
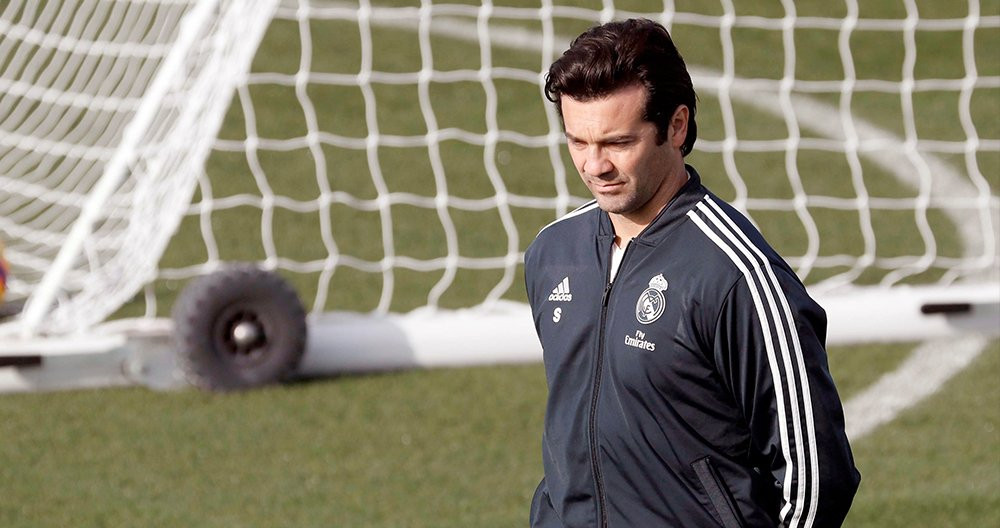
[172,264,307,391]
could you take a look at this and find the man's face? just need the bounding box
[561,84,686,225]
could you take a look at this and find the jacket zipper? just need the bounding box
[590,239,631,528]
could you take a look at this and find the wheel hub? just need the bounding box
[220,310,267,359]
[232,320,261,348]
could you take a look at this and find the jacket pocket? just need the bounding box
[691,456,746,528]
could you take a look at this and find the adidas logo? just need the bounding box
[548,277,573,302]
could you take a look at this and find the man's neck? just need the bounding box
[610,217,647,245]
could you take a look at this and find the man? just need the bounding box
[524,19,860,527]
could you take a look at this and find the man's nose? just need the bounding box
[583,147,613,178]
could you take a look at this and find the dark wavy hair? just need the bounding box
[544,18,697,155]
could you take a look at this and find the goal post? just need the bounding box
[1,0,998,388]
[0,0,281,337]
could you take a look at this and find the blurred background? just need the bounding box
[1,0,997,526]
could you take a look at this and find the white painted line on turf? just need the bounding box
[842,336,988,440]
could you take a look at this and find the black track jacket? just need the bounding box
[525,167,860,527]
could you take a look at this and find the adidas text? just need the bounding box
[548,277,573,302]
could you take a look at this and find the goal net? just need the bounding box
[1,0,998,347]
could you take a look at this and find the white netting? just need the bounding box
[0,0,278,335]
[1,0,998,337]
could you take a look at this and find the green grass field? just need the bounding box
[3,0,999,526]
[0,341,997,526]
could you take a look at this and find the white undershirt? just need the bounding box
[609,239,629,283]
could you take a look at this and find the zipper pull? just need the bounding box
[602,282,613,307]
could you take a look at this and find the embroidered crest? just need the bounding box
[635,274,668,324]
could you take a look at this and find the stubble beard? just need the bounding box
[594,192,641,215]
[589,177,660,217]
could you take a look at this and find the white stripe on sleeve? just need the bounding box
[687,196,819,528]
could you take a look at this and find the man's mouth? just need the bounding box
[593,181,624,192]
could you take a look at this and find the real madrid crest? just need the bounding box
[635,273,668,324]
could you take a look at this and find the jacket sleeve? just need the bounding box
[712,273,861,527]
[523,241,542,335]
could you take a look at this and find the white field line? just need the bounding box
[396,16,990,439]
[843,336,987,440]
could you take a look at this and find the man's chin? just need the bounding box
[594,196,632,215]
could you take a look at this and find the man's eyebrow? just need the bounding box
[564,133,637,143]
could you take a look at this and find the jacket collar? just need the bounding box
[596,164,706,245]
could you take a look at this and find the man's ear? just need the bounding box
[669,105,689,150]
